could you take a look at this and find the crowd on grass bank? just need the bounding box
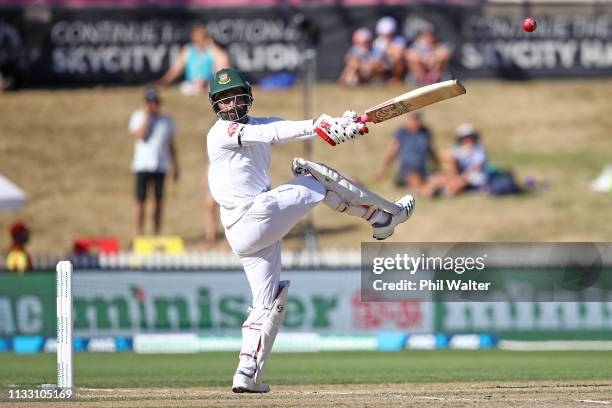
[3,21,531,275]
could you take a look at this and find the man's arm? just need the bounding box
[426,130,440,168]
[443,148,461,175]
[232,120,316,147]
[129,110,150,141]
[211,43,231,71]
[428,144,440,166]
[375,139,400,181]
[213,111,366,149]
[158,47,188,86]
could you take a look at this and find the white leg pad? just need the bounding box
[345,204,378,220]
[253,280,290,385]
[323,190,348,212]
[323,191,378,221]
[240,307,269,362]
[292,157,401,215]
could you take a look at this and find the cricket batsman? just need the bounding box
[206,68,415,393]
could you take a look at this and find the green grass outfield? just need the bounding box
[1,350,611,388]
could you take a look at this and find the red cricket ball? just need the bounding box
[523,17,537,33]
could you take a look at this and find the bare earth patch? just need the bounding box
[5,381,611,408]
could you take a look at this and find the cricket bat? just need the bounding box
[357,79,466,124]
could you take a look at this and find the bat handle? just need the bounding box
[357,114,369,123]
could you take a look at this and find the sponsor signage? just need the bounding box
[0,270,433,337]
[1,4,611,87]
[1,267,610,339]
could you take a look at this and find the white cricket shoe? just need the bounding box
[291,157,309,176]
[232,372,270,394]
[372,194,415,240]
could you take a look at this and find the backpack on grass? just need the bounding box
[485,165,523,196]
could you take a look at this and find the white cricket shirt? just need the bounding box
[206,116,315,228]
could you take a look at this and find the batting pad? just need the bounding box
[254,280,290,385]
[292,157,401,215]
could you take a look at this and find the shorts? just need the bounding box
[395,165,427,187]
[135,172,165,201]
[465,171,487,188]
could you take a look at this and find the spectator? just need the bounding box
[376,113,439,196]
[373,16,407,83]
[0,63,19,92]
[158,23,230,96]
[201,172,222,248]
[405,28,452,85]
[338,28,385,87]
[128,87,179,237]
[423,123,488,197]
[6,222,32,274]
[0,26,22,92]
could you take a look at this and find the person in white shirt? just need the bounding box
[206,68,415,393]
[128,88,179,236]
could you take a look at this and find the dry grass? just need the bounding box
[1,80,611,256]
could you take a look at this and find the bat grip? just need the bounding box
[357,114,369,123]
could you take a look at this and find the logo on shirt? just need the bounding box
[227,122,239,137]
[218,72,231,85]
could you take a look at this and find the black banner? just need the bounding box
[1,4,611,87]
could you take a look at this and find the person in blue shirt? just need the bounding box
[159,23,230,96]
[376,112,439,196]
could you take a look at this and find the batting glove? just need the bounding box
[341,109,369,136]
[342,110,358,122]
[314,114,356,146]
[315,113,367,146]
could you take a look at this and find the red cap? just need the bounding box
[9,222,29,239]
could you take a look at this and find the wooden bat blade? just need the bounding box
[363,79,466,124]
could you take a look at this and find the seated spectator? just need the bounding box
[158,23,230,96]
[6,222,33,274]
[405,28,452,85]
[372,16,407,83]
[376,113,439,196]
[338,28,385,87]
[423,123,488,197]
[0,62,19,92]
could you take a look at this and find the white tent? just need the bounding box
[0,175,26,211]
[591,165,612,194]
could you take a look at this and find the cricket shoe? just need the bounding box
[232,371,270,394]
[372,194,415,240]
[291,157,309,176]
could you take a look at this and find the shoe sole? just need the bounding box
[372,204,414,240]
[232,386,269,394]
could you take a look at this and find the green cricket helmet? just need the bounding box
[209,68,253,122]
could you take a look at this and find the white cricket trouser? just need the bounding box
[226,174,389,373]
[224,175,326,306]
